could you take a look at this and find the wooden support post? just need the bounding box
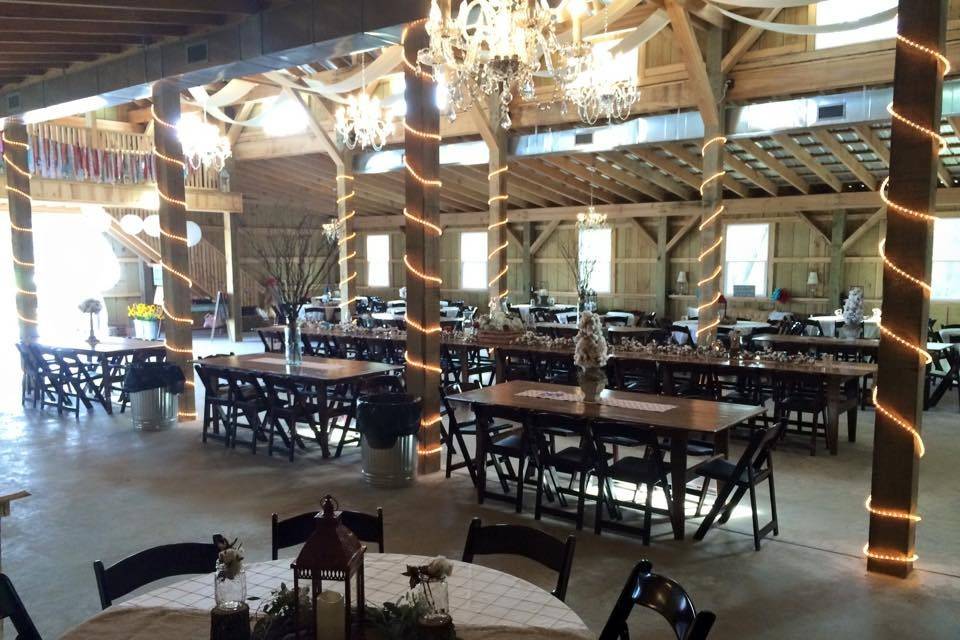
[404,23,442,474]
[521,222,534,299]
[152,81,196,421]
[828,211,846,309]
[867,0,946,578]
[223,210,243,342]
[655,216,668,319]
[696,25,726,345]
[337,156,358,322]
[4,122,38,343]
[486,94,510,305]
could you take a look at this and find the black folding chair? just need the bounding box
[598,560,716,640]
[271,507,385,559]
[462,518,576,602]
[93,541,219,609]
[693,423,783,550]
[0,573,42,639]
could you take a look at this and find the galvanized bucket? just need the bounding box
[130,388,178,431]
[361,434,418,488]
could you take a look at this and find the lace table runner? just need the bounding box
[515,389,675,412]
[248,356,343,371]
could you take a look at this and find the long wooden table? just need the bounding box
[30,338,166,413]
[196,353,402,457]
[751,334,958,409]
[534,323,662,343]
[448,380,766,540]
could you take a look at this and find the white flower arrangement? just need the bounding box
[477,300,525,332]
[842,287,864,326]
[574,311,608,370]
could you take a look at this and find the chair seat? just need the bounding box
[607,456,663,484]
[695,457,749,483]
[686,439,715,457]
[781,394,826,412]
[490,432,524,452]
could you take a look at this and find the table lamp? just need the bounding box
[676,271,688,296]
[806,271,819,297]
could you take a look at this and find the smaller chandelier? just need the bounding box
[322,218,343,242]
[177,113,231,171]
[576,205,607,231]
[335,92,391,151]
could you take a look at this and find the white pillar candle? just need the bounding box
[315,590,346,640]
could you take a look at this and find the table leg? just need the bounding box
[475,405,488,504]
[670,434,688,540]
[825,378,841,455]
[460,347,470,385]
[662,366,675,396]
[925,350,959,409]
[99,355,114,414]
[494,349,505,384]
[846,379,858,443]
[318,382,331,458]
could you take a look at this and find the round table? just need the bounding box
[66,554,588,638]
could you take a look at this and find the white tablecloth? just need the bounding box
[118,554,587,632]
[808,315,880,338]
[672,320,772,345]
[602,312,637,327]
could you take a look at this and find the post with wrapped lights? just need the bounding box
[695,27,726,346]
[486,93,510,305]
[337,154,358,323]
[866,0,946,578]
[3,121,38,343]
[151,80,196,421]
[403,20,442,474]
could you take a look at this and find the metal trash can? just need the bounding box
[357,393,422,488]
[130,388,178,431]
[123,361,185,431]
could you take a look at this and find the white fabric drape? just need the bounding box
[708,3,897,34]
[709,0,829,8]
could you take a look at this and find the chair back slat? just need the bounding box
[93,542,219,609]
[461,518,576,601]
[599,560,713,640]
[0,573,42,639]
[272,508,385,560]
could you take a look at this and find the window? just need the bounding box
[461,231,488,289]
[724,223,769,297]
[366,234,390,287]
[578,228,612,293]
[932,218,960,300]
[815,0,896,50]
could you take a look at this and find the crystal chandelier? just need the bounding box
[335,55,392,151]
[419,0,561,128]
[322,218,343,242]
[177,113,231,171]
[563,46,640,125]
[576,205,607,231]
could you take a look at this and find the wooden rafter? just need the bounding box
[530,220,561,255]
[664,0,719,130]
[595,157,668,201]
[666,215,700,253]
[663,143,750,198]
[772,133,843,192]
[795,212,830,244]
[735,138,810,194]
[629,218,658,248]
[812,129,878,190]
[841,206,885,251]
[721,8,781,73]
[722,150,778,195]
[631,148,704,192]
[599,152,696,199]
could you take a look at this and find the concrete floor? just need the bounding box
[1,335,959,638]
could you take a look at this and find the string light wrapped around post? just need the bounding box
[487,165,510,303]
[2,130,39,329]
[863,31,947,567]
[696,136,727,336]
[335,174,359,311]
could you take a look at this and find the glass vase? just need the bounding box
[285,318,303,365]
[214,562,246,611]
[417,577,449,618]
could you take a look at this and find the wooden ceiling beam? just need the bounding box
[0,43,122,53]
[0,0,260,13]
[543,156,646,202]
[524,159,618,204]
[666,215,700,253]
[795,211,830,244]
[629,218,658,248]
[841,206,885,251]
[599,151,696,200]
[812,130,877,190]
[0,3,227,24]
[721,150,779,195]
[735,137,810,194]
[0,31,151,45]
[721,8,781,73]
[630,148,703,191]
[511,163,590,205]
[594,156,669,201]
[662,143,750,198]
[0,18,189,36]
[494,167,570,207]
[772,133,843,192]
[458,166,555,208]
[664,0,719,130]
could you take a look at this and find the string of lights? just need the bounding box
[401,19,436,82]
[487,165,510,302]
[696,135,728,340]
[152,108,197,419]
[863,32,946,566]
[403,207,444,235]
[2,131,38,326]
[335,173,359,312]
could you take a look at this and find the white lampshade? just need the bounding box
[185,221,202,247]
[807,271,819,286]
[142,214,161,238]
[676,271,688,284]
[119,214,144,235]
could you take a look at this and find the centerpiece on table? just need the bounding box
[840,286,864,339]
[79,298,103,345]
[475,300,525,346]
[559,240,596,320]
[575,310,609,402]
[247,216,339,365]
[127,303,163,340]
[211,534,248,640]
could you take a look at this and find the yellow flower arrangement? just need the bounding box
[127,303,163,321]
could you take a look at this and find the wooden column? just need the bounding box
[337,156,358,323]
[403,22,442,474]
[4,122,38,342]
[486,94,510,306]
[152,81,196,421]
[867,0,946,578]
[828,211,846,308]
[222,210,243,342]
[654,216,669,320]
[696,26,726,345]
[521,222,534,299]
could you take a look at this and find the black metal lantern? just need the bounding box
[292,495,366,639]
